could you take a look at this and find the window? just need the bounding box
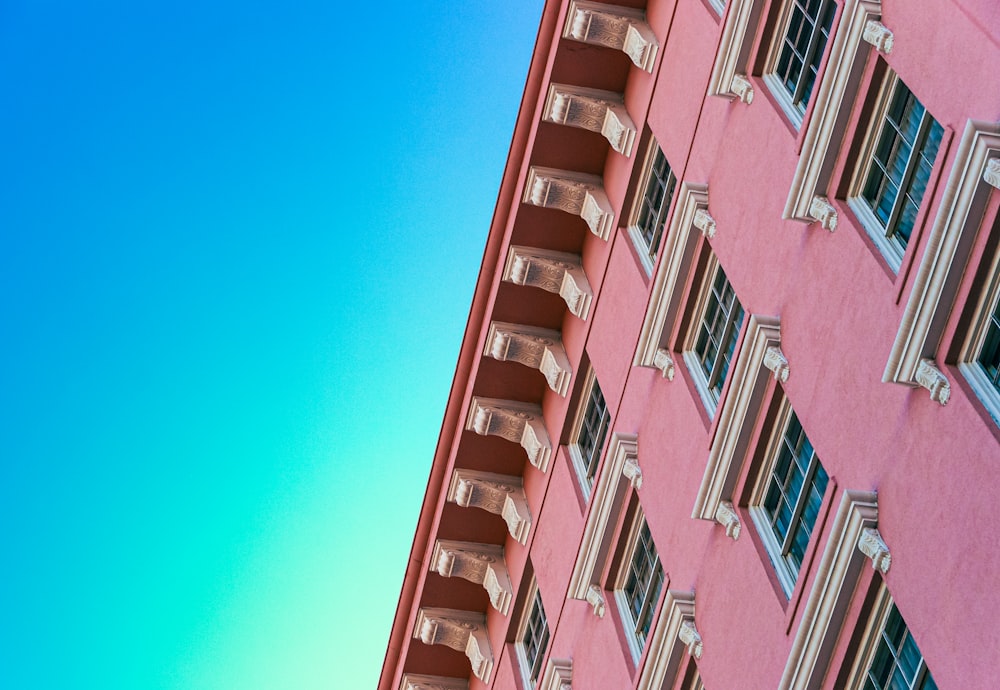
[750,403,829,596]
[684,256,745,415]
[764,0,837,126]
[846,590,938,690]
[849,74,944,271]
[958,236,1000,426]
[628,140,678,273]
[569,368,611,492]
[614,512,665,659]
[516,580,550,688]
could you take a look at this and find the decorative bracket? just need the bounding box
[635,590,697,690]
[915,359,950,405]
[466,397,552,471]
[693,208,717,238]
[413,608,493,683]
[563,1,658,72]
[730,73,754,104]
[431,540,513,615]
[857,527,891,573]
[503,246,594,319]
[543,83,637,155]
[540,658,573,690]
[714,500,741,540]
[485,322,573,396]
[678,620,704,659]
[400,674,469,690]
[447,469,532,544]
[985,158,1000,188]
[585,584,606,618]
[809,196,838,231]
[763,346,790,383]
[652,348,675,380]
[524,167,614,240]
[861,19,894,53]
[622,455,643,489]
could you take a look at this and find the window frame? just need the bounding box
[682,254,746,416]
[748,399,830,597]
[627,138,679,275]
[847,72,944,272]
[762,0,838,129]
[613,510,666,662]
[515,578,550,689]
[957,237,1000,427]
[568,367,612,495]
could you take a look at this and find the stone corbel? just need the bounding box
[413,608,493,683]
[857,527,891,573]
[466,397,553,471]
[563,1,658,72]
[808,196,838,231]
[543,84,637,155]
[503,246,594,320]
[622,455,643,489]
[763,346,790,383]
[485,322,573,396]
[431,540,513,615]
[585,584,606,618]
[540,658,573,690]
[400,674,469,690]
[447,469,532,544]
[915,359,950,405]
[678,620,704,659]
[861,19,894,53]
[714,500,741,540]
[693,209,717,238]
[652,348,675,380]
[984,158,1000,188]
[524,167,615,240]
[730,73,754,104]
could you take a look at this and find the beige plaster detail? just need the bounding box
[707,0,761,101]
[447,469,532,544]
[399,674,469,690]
[430,540,512,615]
[635,590,697,690]
[857,527,891,573]
[693,208,717,238]
[731,73,755,104]
[714,500,741,540]
[524,167,615,240]
[861,19,894,53]
[563,1,658,72]
[413,608,493,683]
[568,434,639,600]
[652,348,676,380]
[485,322,572,396]
[985,158,1000,188]
[808,196,838,231]
[622,455,643,489]
[543,83,636,155]
[466,397,552,471]
[503,246,593,319]
[540,658,573,690]
[763,346,790,383]
[585,584,606,618]
[915,359,950,405]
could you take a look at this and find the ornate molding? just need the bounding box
[985,158,1000,188]
[543,83,636,155]
[622,455,643,489]
[707,0,762,101]
[400,674,469,690]
[763,346,790,383]
[652,348,675,380]
[731,73,755,104]
[784,0,886,224]
[568,434,639,600]
[808,196,838,231]
[635,590,697,690]
[431,540,513,615]
[884,122,1000,395]
[585,584,606,617]
[861,19,894,53]
[485,322,572,396]
[540,658,573,690]
[503,246,594,319]
[413,608,493,683]
[693,208,717,238]
[633,183,710,370]
[523,166,614,240]
[857,527,891,573]
[563,1,658,72]
[447,469,532,544]
[779,491,880,689]
[915,359,950,405]
[466,397,552,471]
[714,500,741,540]
[693,316,782,521]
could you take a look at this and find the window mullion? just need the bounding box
[708,298,738,390]
[886,111,931,239]
[793,3,824,103]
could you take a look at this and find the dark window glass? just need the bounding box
[693,265,745,406]
[622,519,664,648]
[635,146,677,264]
[865,603,938,690]
[773,0,836,115]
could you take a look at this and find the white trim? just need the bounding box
[635,590,697,690]
[707,0,762,101]
[514,578,549,689]
[539,658,572,690]
[399,674,469,690]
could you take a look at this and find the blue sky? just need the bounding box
[0,2,543,687]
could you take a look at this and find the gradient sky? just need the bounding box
[0,2,543,687]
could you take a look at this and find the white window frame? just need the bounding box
[613,510,665,662]
[957,241,1000,426]
[515,578,550,689]
[567,367,611,495]
[627,138,678,275]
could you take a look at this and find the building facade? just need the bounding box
[380,1,1000,689]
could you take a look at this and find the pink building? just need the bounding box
[380,1,1000,689]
